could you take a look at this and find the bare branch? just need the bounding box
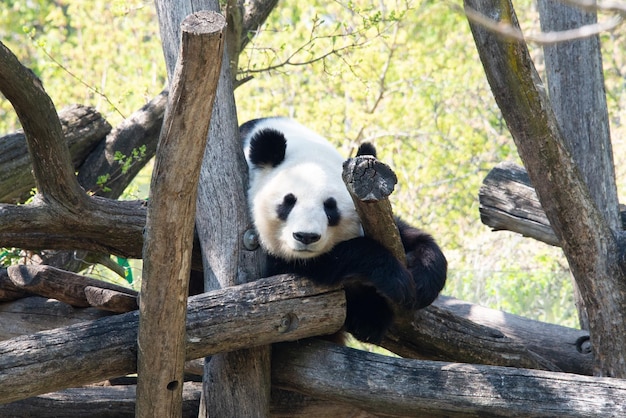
[463,5,622,45]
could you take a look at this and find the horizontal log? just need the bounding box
[0,382,375,418]
[479,162,626,246]
[0,275,345,404]
[84,286,138,313]
[437,296,592,375]
[273,339,626,417]
[0,104,111,204]
[0,382,202,418]
[0,296,111,341]
[7,264,137,310]
[479,162,558,246]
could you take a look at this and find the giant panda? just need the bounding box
[241,117,447,343]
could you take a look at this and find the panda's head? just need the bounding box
[243,118,362,261]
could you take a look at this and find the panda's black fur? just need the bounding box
[242,117,447,343]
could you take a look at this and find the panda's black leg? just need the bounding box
[344,286,394,344]
[395,217,447,309]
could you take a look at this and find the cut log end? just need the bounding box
[181,11,227,35]
[342,156,397,202]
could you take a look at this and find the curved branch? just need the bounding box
[0,42,87,205]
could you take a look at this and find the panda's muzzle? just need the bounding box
[293,232,321,245]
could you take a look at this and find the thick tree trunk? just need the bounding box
[538,0,619,331]
[464,0,626,377]
[136,11,226,417]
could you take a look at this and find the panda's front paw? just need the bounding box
[344,287,394,343]
[372,265,416,311]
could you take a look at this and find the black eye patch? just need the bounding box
[324,198,341,226]
[277,193,297,220]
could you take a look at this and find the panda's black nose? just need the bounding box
[293,232,321,245]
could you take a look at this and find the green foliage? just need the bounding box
[237,0,575,325]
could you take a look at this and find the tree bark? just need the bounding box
[479,162,626,247]
[342,155,406,264]
[0,275,345,404]
[464,0,626,377]
[538,0,618,331]
[272,339,626,418]
[0,104,110,204]
[135,11,225,418]
[76,91,167,199]
[7,264,137,310]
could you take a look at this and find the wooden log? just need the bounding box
[479,162,559,246]
[0,275,345,404]
[0,268,29,302]
[136,11,226,417]
[77,91,166,198]
[479,162,626,247]
[7,264,137,309]
[0,104,111,204]
[342,155,406,264]
[84,286,138,313]
[0,296,111,341]
[0,384,376,418]
[385,301,561,372]
[273,339,626,418]
[0,382,202,418]
[435,296,593,375]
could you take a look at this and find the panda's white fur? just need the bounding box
[241,117,447,343]
[243,118,361,260]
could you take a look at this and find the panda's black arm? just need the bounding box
[266,222,447,311]
[267,237,415,309]
[395,217,448,309]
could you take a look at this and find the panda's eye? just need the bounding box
[324,197,341,226]
[277,193,297,221]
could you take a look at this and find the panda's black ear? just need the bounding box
[356,142,377,158]
[248,128,287,168]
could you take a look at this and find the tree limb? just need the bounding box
[136,11,226,417]
[0,275,345,404]
[465,0,626,377]
[272,339,626,418]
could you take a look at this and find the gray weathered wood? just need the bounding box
[136,11,225,417]
[0,275,345,404]
[273,339,626,417]
[0,296,111,341]
[538,0,619,331]
[384,300,561,372]
[154,0,271,413]
[342,155,406,264]
[77,91,166,198]
[0,104,111,204]
[0,383,202,418]
[464,0,626,377]
[0,384,376,418]
[7,264,137,309]
[480,162,626,249]
[435,296,593,376]
[479,162,559,246]
[0,42,86,204]
[84,286,138,313]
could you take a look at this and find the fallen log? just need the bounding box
[273,339,626,418]
[0,275,344,404]
[0,104,111,204]
[7,264,137,311]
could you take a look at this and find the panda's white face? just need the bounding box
[251,163,361,260]
[243,118,362,261]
